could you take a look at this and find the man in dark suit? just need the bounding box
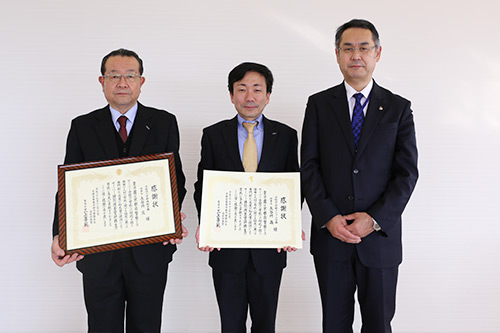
[301,19,418,332]
[194,62,301,333]
[50,48,187,333]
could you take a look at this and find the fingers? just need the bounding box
[181,224,188,238]
[340,232,362,244]
[195,225,200,244]
[51,236,64,256]
[164,238,182,246]
[278,246,298,253]
[326,214,362,244]
[330,224,361,243]
[344,212,373,238]
[52,252,83,267]
[52,254,68,267]
[51,236,69,267]
[163,222,189,246]
[70,253,84,263]
[197,246,214,252]
[195,226,214,251]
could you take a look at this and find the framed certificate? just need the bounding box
[199,170,302,249]
[57,153,182,255]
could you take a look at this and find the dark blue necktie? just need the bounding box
[352,93,364,149]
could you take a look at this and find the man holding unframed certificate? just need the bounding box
[50,49,187,332]
[194,62,303,333]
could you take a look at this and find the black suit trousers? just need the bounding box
[313,247,398,333]
[83,248,168,333]
[212,258,283,333]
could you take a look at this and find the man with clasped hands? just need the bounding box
[51,48,187,333]
[301,19,418,332]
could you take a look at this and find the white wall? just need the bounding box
[1,0,499,332]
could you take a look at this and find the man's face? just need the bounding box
[98,56,145,114]
[336,28,381,89]
[230,71,270,121]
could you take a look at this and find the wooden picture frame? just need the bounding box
[57,153,181,255]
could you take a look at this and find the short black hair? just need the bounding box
[335,19,380,49]
[100,48,144,75]
[228,62,274,94]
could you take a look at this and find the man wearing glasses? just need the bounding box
[301,19,418,332]
[51,48,187,332]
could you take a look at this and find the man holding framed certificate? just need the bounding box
[50,48,187,332]
[194,62,302,333]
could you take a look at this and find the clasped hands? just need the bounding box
[325,212,374,244]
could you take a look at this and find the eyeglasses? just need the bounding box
[102,73,142,83]
[338,46,377,54]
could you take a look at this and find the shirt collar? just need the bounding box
[345,80,374,99]
[237,113,264,131]
[109,103,138,124]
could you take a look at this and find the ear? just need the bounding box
[230,92,235,105]
[335,47,340,64]
[375,45,382,62]
[265,92,271,105]
[98,75,105,90]
[139,76,146,87]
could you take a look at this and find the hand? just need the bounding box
[51,235,84,267]
[344,212,374,238]
[325,214,362,244]
[163,212,188,245]
[278,230,306,253]
[195,225,220,252]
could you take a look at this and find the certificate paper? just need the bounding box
[58,153,182,255]
[199,170,302,248]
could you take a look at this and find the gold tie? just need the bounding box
[242,122,258,172]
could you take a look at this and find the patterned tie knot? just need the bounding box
[354,93,363,103]
[243,121,257,134]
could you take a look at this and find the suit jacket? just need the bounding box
[52,102,186,277]
[301,81,418,268]
[194,115,299,274]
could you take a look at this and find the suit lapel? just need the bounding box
[223,116,244,171]
[93,106,119,159]
[258,116,278,172]
[356,82,386,157]
[330,83,356,156]
[129,103,152,156]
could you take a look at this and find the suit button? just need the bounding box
[353,169,359,174]
[122,148,128,154]
[347,195,354,200]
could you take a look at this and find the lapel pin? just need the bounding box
[379,106,384,111]
[272,132,277,135]
[146,125,151,130]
